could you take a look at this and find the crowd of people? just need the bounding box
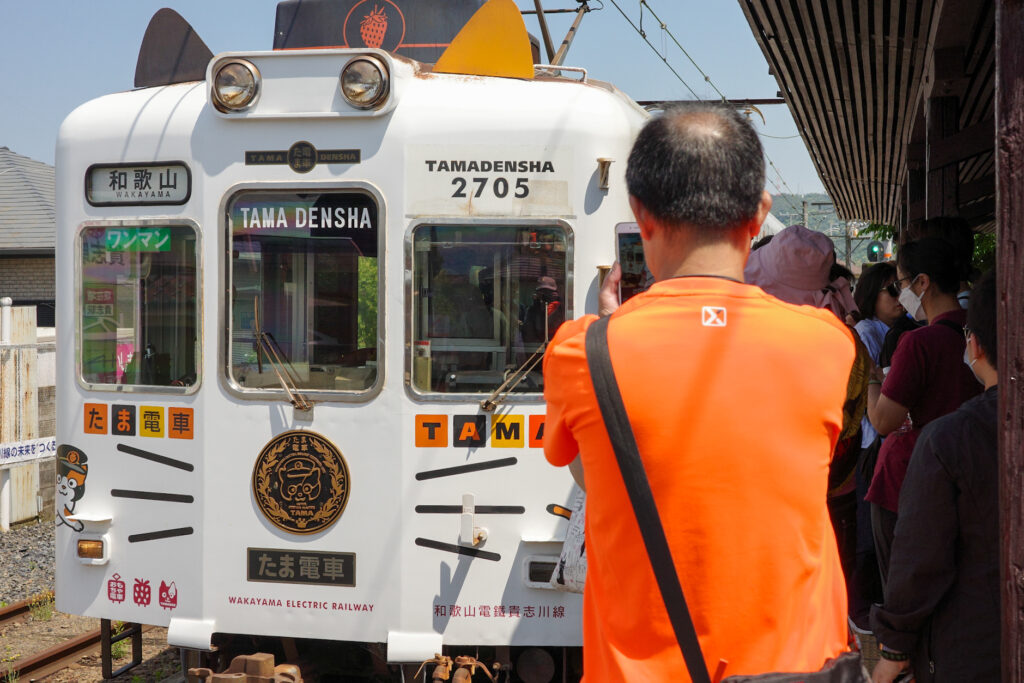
[542,102,1000,682]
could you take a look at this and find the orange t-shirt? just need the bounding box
[543,277,853,681]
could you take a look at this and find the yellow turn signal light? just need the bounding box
[77,539,105,559]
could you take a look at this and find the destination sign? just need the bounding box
[229,190,379,256]
[87,163,190,206]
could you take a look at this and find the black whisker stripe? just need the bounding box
[415,457,517,481]
[415,505,525,514]
[117,444,194,472]
[111,489,194,503]
[414,538,501,561]
[128,527,194,543]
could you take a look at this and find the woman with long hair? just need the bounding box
[865,238,981,584]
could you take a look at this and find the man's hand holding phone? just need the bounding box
[599,262,622,317]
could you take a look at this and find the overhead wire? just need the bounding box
[605,0,701,99]
[604,0,803,198]
[636,0,802,198]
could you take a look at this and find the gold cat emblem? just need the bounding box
[252,431,350,534]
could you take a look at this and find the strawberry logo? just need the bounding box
[343,0,406,53]
[360,5,388,48]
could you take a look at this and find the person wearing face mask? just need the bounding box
[521,276,565,345]
[853,262,907,441]
[845,262,906,635]
[864,238,982,586]
[868,269,1000,683]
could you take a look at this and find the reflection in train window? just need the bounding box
[228,190,379,393]
[79,224,198,388]
[411,225,569,394]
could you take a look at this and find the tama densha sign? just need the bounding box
[86,163,191,206]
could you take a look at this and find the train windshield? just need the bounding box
[228,190,380,394]
[411,224,569,394]
[79,224,199,388]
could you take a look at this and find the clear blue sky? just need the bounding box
[0,0,824,194]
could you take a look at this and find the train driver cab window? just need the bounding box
[79,224,199,389]
[228,190,380,394]
[411,225,569,394]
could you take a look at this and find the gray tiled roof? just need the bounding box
[0,147,55,253]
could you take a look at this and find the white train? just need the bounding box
[55,0,647,678]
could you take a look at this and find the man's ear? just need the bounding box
[916,272,932,294]
[748,191,773,240]
[628,195,657,240]
[968,334,986,364]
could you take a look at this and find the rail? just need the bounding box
[0,597,153,680]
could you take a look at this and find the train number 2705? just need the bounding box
[451,177,530,199]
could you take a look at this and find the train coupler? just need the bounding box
[187,652,303,682]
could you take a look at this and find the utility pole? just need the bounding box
[844,222,853,270]
[802,200,809,227]
[996,0,1024,677]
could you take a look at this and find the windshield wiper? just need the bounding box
[253,296,312,411]
[481,301,559,412]
[480,342,547,412]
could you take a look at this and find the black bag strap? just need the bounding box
[584,316,713,683]
[934,318,964,336]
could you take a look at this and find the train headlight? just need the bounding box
[212,60,260,112]
[340,56,389,109]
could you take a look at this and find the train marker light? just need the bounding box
[340,56,389,110]
[867,240,884,263]
[77,539,105,560]
[212,60,259,112]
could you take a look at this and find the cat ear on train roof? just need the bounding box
[433,0,535,80]
[134,8,214,88]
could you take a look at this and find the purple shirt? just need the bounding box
[866,309,982,511]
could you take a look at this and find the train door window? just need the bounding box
[410,224,569,395]
[227,189,380,395]
[79,223,199,390]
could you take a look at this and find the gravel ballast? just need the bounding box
[0,518,56,604]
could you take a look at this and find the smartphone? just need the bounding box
[615,222,650,302]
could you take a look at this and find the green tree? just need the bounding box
[357,257,378,350]
[861,223,996,276]
[860,223,897,242]
[972,231,996,274]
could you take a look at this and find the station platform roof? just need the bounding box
[738,0,995,235]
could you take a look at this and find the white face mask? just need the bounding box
[898,278,926,320]
[964,343,982,384]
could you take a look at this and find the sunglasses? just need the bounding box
[884,282,901,298]
[964,325,973,342]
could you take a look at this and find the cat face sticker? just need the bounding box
[159,580,178,610]
[56,445,88,532]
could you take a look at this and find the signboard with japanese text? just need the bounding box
[247,548,356,587]
[86,163,191,206]
[0,437,57,468]
[104,227,171,252]
[83,286,115,317]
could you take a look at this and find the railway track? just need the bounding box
[0,597,32,626]
[0,597,156,681]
